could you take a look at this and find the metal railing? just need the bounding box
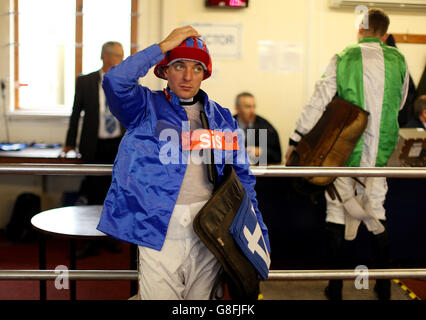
[0,163,425,178]
[0,164,424,285]
[0,269,425,281]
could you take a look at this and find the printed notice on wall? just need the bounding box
[258,41,303,73]
[182,22,242,59]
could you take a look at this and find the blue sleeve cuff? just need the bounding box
[144,44,165,65]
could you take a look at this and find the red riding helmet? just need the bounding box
[154,37,212,80]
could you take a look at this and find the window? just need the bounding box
[15,0,75,110]
[82,0,131,74]
[13,0,138,111]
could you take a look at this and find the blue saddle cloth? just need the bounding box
[229,191,271,280]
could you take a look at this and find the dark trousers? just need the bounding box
[79,137,121,204]
[325,221,391,299]
[76,137,122,258]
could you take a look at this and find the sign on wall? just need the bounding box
[258,41,303,73]
[183,22,242,59]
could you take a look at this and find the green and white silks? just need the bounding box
[291,37,409,168]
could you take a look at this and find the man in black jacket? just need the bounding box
[233,92,282,164]
[63,41,125,165]
[62,42,125,257]
[405,95,426,129]
[63,41,125,204]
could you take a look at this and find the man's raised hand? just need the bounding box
[158,26,201,54]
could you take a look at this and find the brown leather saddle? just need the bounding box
[288,97,369,198]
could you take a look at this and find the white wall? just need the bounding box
[0,0,426,228]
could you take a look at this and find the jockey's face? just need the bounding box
[164,60,204,100]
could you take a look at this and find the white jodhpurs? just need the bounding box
[325,177,388,240]
[138,201,222,300]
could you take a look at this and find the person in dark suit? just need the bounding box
[62,41,125,258]
[233,92,282,165]
[63,41,125,165]
[405,95,426,129]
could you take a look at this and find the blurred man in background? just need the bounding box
[405,95,426,129]
[234,92,282,164]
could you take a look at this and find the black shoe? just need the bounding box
[374,280,391,300]
[325,280,342,300]
[324,286,343,300]
[76,242,101,259]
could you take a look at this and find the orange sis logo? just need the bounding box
[181,130,239,151]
